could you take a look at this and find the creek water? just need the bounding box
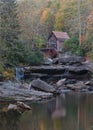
[0,93,93,130]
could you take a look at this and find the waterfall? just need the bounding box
[15,67,24,80]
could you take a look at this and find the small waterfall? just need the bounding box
[15,67,24,80]
[64,64,70,78]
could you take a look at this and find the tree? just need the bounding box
[18,0,46,45]
[63,36,79,53]
[0,0,20,46]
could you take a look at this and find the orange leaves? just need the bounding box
[40,8,49,22]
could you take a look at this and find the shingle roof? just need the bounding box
[52,31,69,39]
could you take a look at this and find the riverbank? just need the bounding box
[0,55,93,101]
[0,77,93,102]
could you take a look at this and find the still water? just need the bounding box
[0,93,93,130]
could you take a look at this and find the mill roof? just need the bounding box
[51,31,69,39]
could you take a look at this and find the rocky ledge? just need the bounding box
[24,56,91,81]
[0,55,93,101]
[0,80,53,101]
[0,78,93,101]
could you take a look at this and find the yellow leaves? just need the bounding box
[40,8,50,22]
[2,69,15,80]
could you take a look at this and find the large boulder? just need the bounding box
[30,79,56,93]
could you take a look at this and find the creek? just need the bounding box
[0,93,93,130]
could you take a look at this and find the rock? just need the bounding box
[16,101,31,110]
[8,104,17,110]
[84,80,93,91]
[29,65,65,75]
[53,55,86,65]
[26,65,90,75]
[19,83,29,89]
[8,101,31,113]
[85,80,93,86]
[30,79,56,93]
[84,62,93,73]
[43,58,53,65]
[30,89,53,98]
[23,55,92,84]
[56,78,66,87]
[23,64,91,82]
[64,79,77,84]
[0,81,53,101]
[66,81,86,91]
[68,65,89,74]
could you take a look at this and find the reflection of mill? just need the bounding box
[52,95,66,118]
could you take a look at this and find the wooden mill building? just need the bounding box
[48,31,69,52]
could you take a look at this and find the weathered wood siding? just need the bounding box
[57,40,64,52]
[48,34,57,49]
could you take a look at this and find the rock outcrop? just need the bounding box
[24,64,90,81]
[53,55,86,65]
[0,81,53,101]
[24,55,90,81]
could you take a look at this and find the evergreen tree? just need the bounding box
[0,0,20,46]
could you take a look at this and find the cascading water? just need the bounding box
[15,67,24,80]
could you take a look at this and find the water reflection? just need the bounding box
[0,93,93,130]
[52,95,66,118]
[77,94,93,130]
[0,110,21,130]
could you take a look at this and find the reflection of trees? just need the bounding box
[77,94,93,130]
[27,95,66,130]
[77,94,87,130]
[0,110,21,130]
[1,94,93,130]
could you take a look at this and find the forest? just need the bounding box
[17,0,93,55]
[0,0,93,79]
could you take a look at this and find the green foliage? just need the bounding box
[63,36,79,53]
[24,50,43,66]
[54,0,78,32]
[63,36,85,56]
[90,49,93,61]
[34,36,45,48]
[75,46,85,56]
[5,42,43,66]
[5,42,26,65]
[2,68,15,80]
[1,0,20,46]
[81,37,93,53]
